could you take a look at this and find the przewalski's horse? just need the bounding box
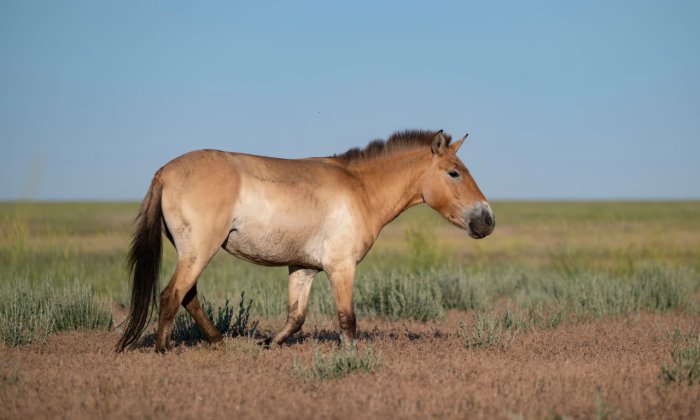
[116,130,495,352]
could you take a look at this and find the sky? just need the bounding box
[1,0,698,200]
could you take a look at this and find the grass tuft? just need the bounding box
[293,342,382,380]
[460,311,519,349]
[660,327,700,385]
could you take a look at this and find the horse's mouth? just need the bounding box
[464,202,495,239]
[467,221,490,239]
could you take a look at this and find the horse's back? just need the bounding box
[155,149,367,268]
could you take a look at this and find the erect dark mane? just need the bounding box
[332,129,451,162]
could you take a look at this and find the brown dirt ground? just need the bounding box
[1,312,699,420]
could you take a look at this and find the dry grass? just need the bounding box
[1,313,699,419]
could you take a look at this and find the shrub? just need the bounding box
[0,278,111,347]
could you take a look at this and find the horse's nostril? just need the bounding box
[483,212,494,228]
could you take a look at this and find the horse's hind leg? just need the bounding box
[155,238,225,352]
[182,284,223,344]
[162,218,222,347]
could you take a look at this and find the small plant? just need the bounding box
[460,312,512,349]
[524,303,564,330]
[229,291,259,338]
[660,327,700,385]
[173,291,258,343]
[501,306,528,331]
[293,342,382,380]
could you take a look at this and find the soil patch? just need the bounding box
[1,312,699,419]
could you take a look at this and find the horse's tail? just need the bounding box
[116,174,164,352]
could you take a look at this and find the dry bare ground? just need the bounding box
[1,312,699,419]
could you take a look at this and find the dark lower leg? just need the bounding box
[155,286,180,352]
[182,285,222,343]
[271,311,305,344]
[337,310,356,344]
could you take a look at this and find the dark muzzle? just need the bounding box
[466,202,495,239]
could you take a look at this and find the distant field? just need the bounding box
[1,201,699,418]
[1,200,698,313]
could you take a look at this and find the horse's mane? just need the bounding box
[332,130,451,163]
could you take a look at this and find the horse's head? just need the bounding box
[421,130,495,239]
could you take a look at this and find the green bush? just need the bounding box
[0,278,111,347]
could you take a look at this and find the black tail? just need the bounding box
[115,176,164,352]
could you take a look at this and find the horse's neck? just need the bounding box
[348,150,430,234]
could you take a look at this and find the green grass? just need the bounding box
[660,327,700,385]
[354,270,445,321]
[292,342,382,380]
[460,313,509,349]
[458,306,563,350]
[0,278,112,346]
[1,201,699,346]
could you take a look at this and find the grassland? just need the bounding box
[1,201,699,418]
[1,201,698,325]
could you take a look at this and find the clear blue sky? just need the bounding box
[1,1,698,200]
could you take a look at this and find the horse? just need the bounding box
[116,129,495,352]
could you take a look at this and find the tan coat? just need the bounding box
[116,130,495,352]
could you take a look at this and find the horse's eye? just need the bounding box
[448,170,459,178]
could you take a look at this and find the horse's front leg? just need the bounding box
[267,265,318,345]
[326,262,357,345]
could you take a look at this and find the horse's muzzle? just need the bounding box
[465,202,495,239]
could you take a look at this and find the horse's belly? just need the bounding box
[222,224,320,268]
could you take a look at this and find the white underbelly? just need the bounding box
[221,178,366,268]
[222,221,320,267]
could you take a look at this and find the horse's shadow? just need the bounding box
[129,324,451,351]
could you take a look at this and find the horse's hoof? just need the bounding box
[209,334,224,344]
[257,337,273,349]
[155,343,171,354]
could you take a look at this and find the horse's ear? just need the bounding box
[450,133,468,154]
[431,130,447,155]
